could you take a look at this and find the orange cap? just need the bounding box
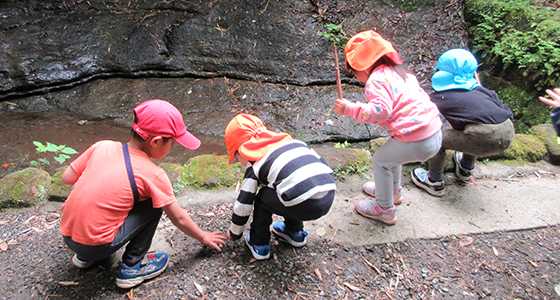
[344,30,403,72]
[224,114,292,163]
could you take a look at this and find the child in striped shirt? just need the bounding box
[224,113,336,260]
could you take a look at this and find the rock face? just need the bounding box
[0,0,467,142]
[532,124,560,165]
[48,167,71,202]
[503,134,547,162]
[0,168,51,208]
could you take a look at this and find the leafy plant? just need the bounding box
[30,141,78,167]
[465,0,560,90]
[318,23,348,48]
[334,141,351,149]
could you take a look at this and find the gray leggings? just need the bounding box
[373,130,442,208]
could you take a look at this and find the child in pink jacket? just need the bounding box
[334,30,442,224]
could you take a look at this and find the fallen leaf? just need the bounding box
[58,281,79,286]
[193,280,206,295]
[492,246,499,256]
[314,268,323,281]
[1,162,9,169]
[343,282,361,292]
[127,289,134,299]
[459,236,474,247]
[0,240,8,252]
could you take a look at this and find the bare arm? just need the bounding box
[163,202,226,251]
[62,166,79,185]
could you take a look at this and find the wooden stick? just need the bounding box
[333,44,343,99]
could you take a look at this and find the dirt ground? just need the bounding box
[1,201,558,300]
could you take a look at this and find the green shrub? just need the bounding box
[465,0,560,90]
[495,84,549,133]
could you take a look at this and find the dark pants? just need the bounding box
[64,199,162,266]
[250,187,335,245]
[428,119,514,181]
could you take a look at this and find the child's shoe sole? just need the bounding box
[271,228,308,248]
[410,170,446,197]
[244,235,270,260]
[115,259,169,289]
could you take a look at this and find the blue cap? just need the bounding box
[431,49,480,92]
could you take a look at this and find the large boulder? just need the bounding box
[503,134,547,162]
[0,0,467,98]
[180,155,241,189]
[0,168,51,208]
[531,124,560,165]
[48,167,71,202]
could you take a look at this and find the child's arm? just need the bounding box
[163,202,226,251]
[62,167,79,185]
[228,167,259,240]
[334,80,392,124]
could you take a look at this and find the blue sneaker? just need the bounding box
[115,251,169,289]
[243,232,271,260]
[271,221,308,248]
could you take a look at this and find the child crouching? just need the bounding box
[225,113,336,260]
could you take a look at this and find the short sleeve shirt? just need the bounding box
[60,140,175,245]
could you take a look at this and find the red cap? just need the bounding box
[132,99,201,150]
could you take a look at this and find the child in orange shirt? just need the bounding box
[60,99,226,289]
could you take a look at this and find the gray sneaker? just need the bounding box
[453,152,473,182]
[411,168,446,197]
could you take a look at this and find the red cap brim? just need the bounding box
[175,130,201,150]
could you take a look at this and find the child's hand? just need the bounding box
[201,231,227,251]
[538,88,560,109]
[334,98,347,115]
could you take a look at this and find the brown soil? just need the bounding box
[0,202,558,299]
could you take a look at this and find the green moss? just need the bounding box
[159,163,187,194]
[0,168,51,208]
[49,168,71,202]
[333,149,371,179]
[503,133,547,161]
[531,124,560,165]
[179,155,241,189]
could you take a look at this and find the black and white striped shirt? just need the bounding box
[229,140,336,236]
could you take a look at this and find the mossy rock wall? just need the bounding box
[0,167,51,208]
[180,155,241,189]
[503,133,547,162]
[314,145,372,179]
[531,124,560,165]
[49,167,71,202]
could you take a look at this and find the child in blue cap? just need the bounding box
[411,49,514,196]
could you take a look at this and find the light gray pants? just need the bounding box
[373,130,442,208]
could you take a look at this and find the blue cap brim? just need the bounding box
[431,70,479,92]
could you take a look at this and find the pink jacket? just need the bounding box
[343,65,442,142]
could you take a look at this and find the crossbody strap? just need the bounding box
[122,143,140,203]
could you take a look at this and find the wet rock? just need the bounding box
[531,124,560,165]
[3,77,382,143]
[0,167,51,208]
[503,134,547,162]
[0,0,467,98]
[48,167,71,202]
[180,155,241,189]
[314,145,371,178]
